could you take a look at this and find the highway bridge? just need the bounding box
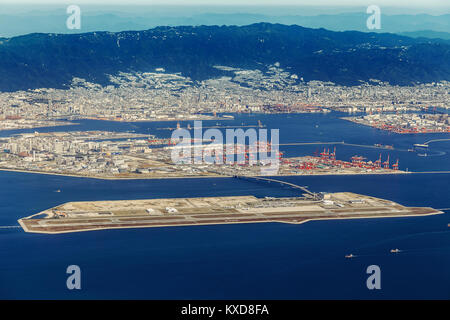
[423,138,450,145]
[277,141,403,151]
[413,138,450,149]
[278,141,344,146]
[234,175,321,199]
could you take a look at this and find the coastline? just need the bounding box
[81,116,234,122]
[0,122,79,132]
[0,167,410,180]
[18,207,444,235]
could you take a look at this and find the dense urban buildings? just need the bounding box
[1,67,449,131]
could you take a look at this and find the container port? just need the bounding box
[343,113,450,134]
[278,147,400,173]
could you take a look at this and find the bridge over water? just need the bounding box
[423,138,450,145]
[234,175,321,199]
[277,141,404,151]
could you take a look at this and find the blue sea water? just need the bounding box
[0,112,449,299]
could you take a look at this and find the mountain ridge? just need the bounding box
[0,23,449,92]
[2,11,450,37]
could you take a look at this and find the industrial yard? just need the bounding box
[344,113,450,134]
[0,130,406,178]
[278,147,401,175]
[0,118,76,131]
[19,191,443,234]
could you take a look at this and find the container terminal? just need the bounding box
[343,113,450,134]
[0,131,406,179]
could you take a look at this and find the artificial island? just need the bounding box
[0,130,407,179]
[19,180,443,234]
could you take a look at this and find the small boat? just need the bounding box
[345,254,355,259]
[55,189,61,193]
[390,249,401,253]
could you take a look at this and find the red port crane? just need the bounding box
[383,155,390,169]
[330,147,336,161]
[375,154,382,168]
[392,159,399,170]
[320,148,329,160]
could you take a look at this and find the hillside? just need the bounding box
[0,23,449,91]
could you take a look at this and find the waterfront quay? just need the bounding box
[0,130,406,179]
[343,113,450,134]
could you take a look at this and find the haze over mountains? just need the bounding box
[1,6,450,38]
[0,23,449,92]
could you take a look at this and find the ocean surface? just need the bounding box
[0,112,449,299]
